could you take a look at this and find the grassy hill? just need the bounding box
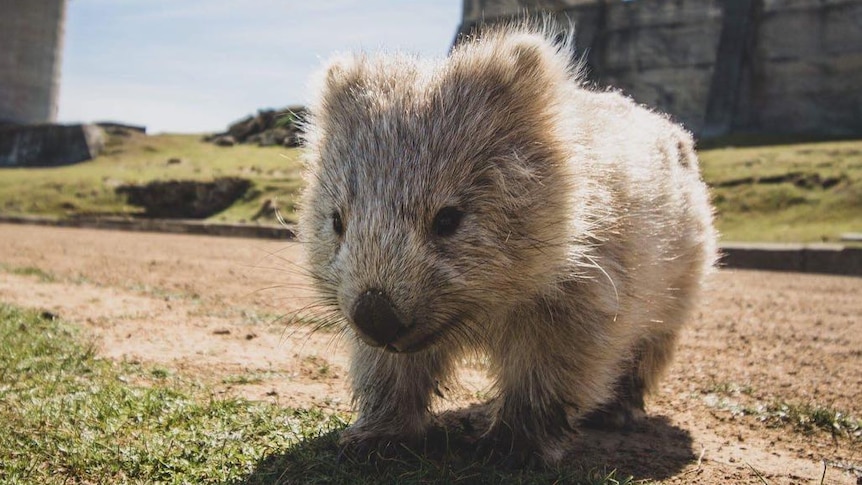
[700,140,862,242]
[0,132,304,225]
[1,131,860,243]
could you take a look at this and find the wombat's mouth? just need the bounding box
[383,328,441,353]
[381,314,469,353]
[353,325,441,354]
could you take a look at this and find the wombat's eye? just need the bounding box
[331,211,344,237]
[432,207,463,237]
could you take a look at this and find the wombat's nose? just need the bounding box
[351,289,404,347]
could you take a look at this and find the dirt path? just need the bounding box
[0,223,859,484]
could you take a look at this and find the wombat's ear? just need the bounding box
[503,33,571,89]
[508,35,551,78]
[309,53,367,127]
[442,30,571,109]
[322,53,365,94]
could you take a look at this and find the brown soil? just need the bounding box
[0,222,859,484]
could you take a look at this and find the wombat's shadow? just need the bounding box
[235,404,694,484]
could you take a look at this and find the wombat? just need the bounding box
[298,22,717,465]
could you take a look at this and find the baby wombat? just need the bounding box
[298,23,717,465]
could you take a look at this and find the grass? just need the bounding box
[0,304,337,483]
[1,131,860,242]
[699,139,862,242]
[756,402,862,439]
[0,303,633,484]
[0,263,57,283]
[222,373,267,386]
[701,381,861,441]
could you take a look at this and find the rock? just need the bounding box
[282,125,303,147]
[245,133,264,145]
[96,122,146,135]
[39,311,59,321]
[226,115,258,142]
[208,106,307,147]
[227,109,280,142]
[213,135,236,147]
[257,127,290,147]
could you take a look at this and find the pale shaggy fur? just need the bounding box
[298,23,717,465]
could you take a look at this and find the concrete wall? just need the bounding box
[458,0,862,139]
[0,0,67,124]
[745,0,862,137]
[0,124,103,167]
[721,243,862,276]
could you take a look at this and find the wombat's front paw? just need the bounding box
[477,424,559,469]
[337,425,420,462]
[581,401,646,432]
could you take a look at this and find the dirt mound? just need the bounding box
[116,177,251,218]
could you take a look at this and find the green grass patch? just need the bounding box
[702,383,861,441]
[0,263,57,282]
[699,139,862,242]
[702,380,755,397]
[222,373,267,386]
[0,304,340,483]
[0,303,632,484]
[0,132,303,224]
[755,402,862,439]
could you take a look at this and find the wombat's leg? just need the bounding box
[636,330,680,395]
[481,372,574,467]
[340,341,453,455]
[580,358,646,430]
[582,331,678,430]
[481,313,582,466]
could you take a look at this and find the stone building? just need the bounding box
[457,0,862,139]
[0,0,104,168]
[0,0,67,125]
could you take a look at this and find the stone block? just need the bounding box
[0,123,104,167]
[759,0,862,60]
[721,243,862,276]
[603,0,723,30]
[753,54,862,134]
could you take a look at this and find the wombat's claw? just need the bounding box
[337,441,400,464]
[338,425,427,464]
[476,427,543,469]
[337,432,397,463]
[336,440,372,463]
[335,445,356,464]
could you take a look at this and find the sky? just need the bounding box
[57,1,462,134]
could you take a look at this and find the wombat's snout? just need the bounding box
[351,289,406,350]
